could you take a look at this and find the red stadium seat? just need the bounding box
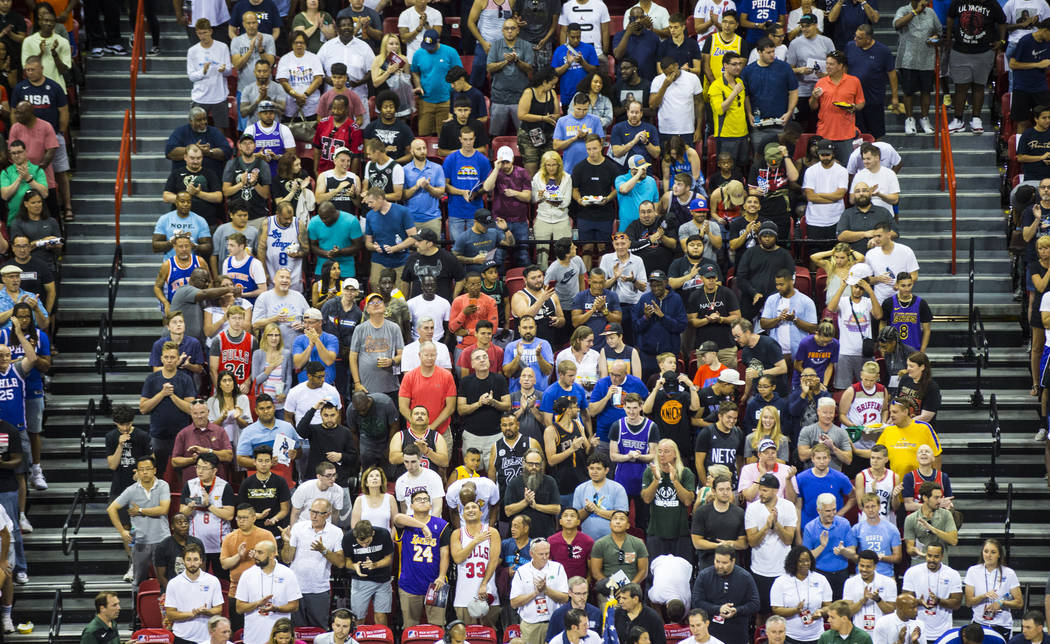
[503,625,521,644]
[135,590,164,629]
[421,136,441,163]
[234,629,244,642]
[296,627,326,643]
[465,626,497,644]
[814,267,828,309]
[686,15,695,36]
[505,266,527,298]
[445,16,462,39]
[1001,93,1015,142]
[462,55,474,74]
[131,629,174,644]
[793,133,819,160]
[610,15,623,32]
[793,265,812,298]
[402,625,444,644]
[490,136,520,163]
[355,626,395,644]
[383,16,399,33]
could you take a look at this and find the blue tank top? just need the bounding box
[613,417,655,495]
[165,255,201,302]
[223,254,260,301]
[396,516,448,595]
[0,364,26,429]
[0,329,47,397]
[889,295,923,352]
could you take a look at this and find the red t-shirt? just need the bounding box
[455,343,504,376]
[548,530,594,580]
[398,366,458,433]
[312,115,363,173]
[813,73,865,141]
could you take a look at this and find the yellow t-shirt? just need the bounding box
[875,421,941,477]
[706,75,749,138]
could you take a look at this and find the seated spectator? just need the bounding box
[242,101,294,180]
[481,262,512,333]
[548,577,602,642]
[901,444,953,513]
[571,452,627,540]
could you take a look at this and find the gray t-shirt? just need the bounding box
[251,289,309,348]
[349,320,404,394]
[903,508,957,562]
[170,285,205,343]
[835,205,896,254]
[488,37,535,105]
[544,256,587,307]
[676,219,721,264]
[785,34,836,97]
[796,422,853,471]
[893,5,941,71]
[212,222,261,269]
[230,33,277,92]
[240,81,290,126]
[114,479,173,544]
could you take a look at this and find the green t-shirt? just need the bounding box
[80,616,119,644]
[590,533,648,581]
[817,626,873,644]
[1,162,46,224]
[903,507,958,563]
[641,466,697,538]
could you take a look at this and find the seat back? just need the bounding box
[793,265,812,298]
[665,625,690,644]
[355,625,395,644]
[135,591,164,629]
[296,627,327,644]
[503,625,521,644]
[402,625,444,644]
[130,629,174,644]
[465,625,497,644]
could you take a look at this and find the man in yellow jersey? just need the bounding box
[874,396,941,477]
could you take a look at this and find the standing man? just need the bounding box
[106,456,171,586]
[945,0,1004,133]
[902,483,958,560]
[864,222,919,304]
[486,20,535,136]
[786,14,835,132]
[339,520,395,626]
[745,473,798,614]
[349,293,405,400]
[852,145,900,214]
[802,141,850,247]
[690,546,761,643]
[220,504,277,631]
[187,19,233,130]
[845,25,898,139]
[411,30,462,136]
[743,37,799,154]
[836,182,897,255]
[402,140,447,237]
[80,593,121,644]
[901,544,963,643]
[691,474,748,568]
[650,58,704,146]
[139,341,195,479]
[511,538,570,644]
[165,544,225,644]
[893,0,942,136]
[872,594,926,644]
[393,490,451,627]
[280,499,343,627]
[443,129,492,242]
[707,53,751,171]
[842,549,897,636]
[179,453,236,577]
[810,52,866,163]
[235,541,302,644]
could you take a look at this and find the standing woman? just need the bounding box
[252,322,296,412]
[809,243,864,309]
[556,326,600,391]
[518,69,561,176]
[311,261,342,308]
[11,189,62,273]
[276,31,325,120]
[531,150,572,268]
[350,466,398,532]
[272,152,314,217]
[371,34,416,119]
[893,352,940,425]
[576,72,613,132]
[963,539,1023,640]
[292,0,336,53]
[770,545,833,644]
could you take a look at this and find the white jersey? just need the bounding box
[842,572,897,633]
[185,476,232,553]
[453,524,499,608]
[264,215,304,291]
[901,563,963,640]
[858,467,899,524]
[846,382,886,426]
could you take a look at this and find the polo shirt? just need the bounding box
[0,162,46,224]
[79,616,118,644]
[402,159,445,224]
[113,479,172,544]
[802,515,852,572]
[235,563,303,644]
[813,74,865,141]
[165,570,224,642]
[288,520,343,593]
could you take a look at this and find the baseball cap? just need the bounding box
[764,142,784,160]
[342,278,361,290]
[239,131,254,141]
[304,308,323,320]
[759,221,779,236]
[758,438,778,452]
[0,265,21,276]
[601,323,624,336]
[332,146,351,158]
[649,270,668,283]
[700,263,719,278]
[798,13,818,24]
[628,154,650,170]
[698,340,719,353]
[257,99,277,112]
[412,228,439,243]
[846,263,874,286]
[496,146,515,163]
[717,369,744,385]
[474,208,494,225]
[817,140,835,154]
[482,259,500,272]
[758,473,781,489]
[363,293,385,306]
[689,195,709,212]
[724,180,746,206]
[422,29,440,52]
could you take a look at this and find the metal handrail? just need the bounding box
[60,487,101,594]
[46,589,62,644]
[969,307,989,407]
[107,244,123,324]
[79,399,98,500]
[1003,482,1014,562]
[95,314,112,415]
[986,393,1001,495]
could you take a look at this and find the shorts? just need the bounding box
[16,431,29,473]
[576,218,614,243]
[1012,90,1050,123]
[350,579,392,615]
[949,49,994,85]
[25,396,43,434]
[517,128,552,167]
[898,68,935,95]
[1039,344,1050,389]
[52,136,70,173]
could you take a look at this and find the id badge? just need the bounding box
[800,609,813,625]
[536,596,549,615]
[863,614,875,631]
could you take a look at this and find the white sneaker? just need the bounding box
[948,118,965,133]
[904,117,917,134]
[13,572,26,585]
[29,465,46,491]
[919,116,934,133]
[1036,427,1047,441]
[18,513,31,534]
[971,117,984,133]
[2,616,14,633]
[122,562,134,583]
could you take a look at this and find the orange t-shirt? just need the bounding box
[814,73,865,141]
[693,362,727,388]
[220,526,277,596]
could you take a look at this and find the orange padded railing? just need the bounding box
[934,52,959,275]
[113,0,148,245]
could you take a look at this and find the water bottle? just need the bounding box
[753,108,762,126]
[394,234,402,246]
[182,0,192,23]
[129,525,136,547]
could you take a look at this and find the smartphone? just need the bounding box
[548,280,558,289]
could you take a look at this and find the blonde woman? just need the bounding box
[744,405,790,464]
[350,466,398,532]
[370,34,415,118]
[251,322,295,410]
[641,439,696,555]
[1029,235,1050,396]
[810,242,865,306]
[532,150,572,268]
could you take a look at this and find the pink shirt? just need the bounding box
[316,88,367,121]
[9,119,59,188]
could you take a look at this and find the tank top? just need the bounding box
[603,344,633,373]
[454,523,500,607]
[846,381,886,426]
[165,254,201,302]
[520,287,555,324]
[322,170,358,215]
[453,465,480,480]
[908,469,943,503]
[492,434,529,488]
[264,215,303,289]
[668,194,693,231]
[217,330,253,392]
[365,159,397,196]
[223,254,261,300]
[522,88,556,146]
[706,33,743,87]
[889,295,924,352]
[248,121,288,176]
[612,417,654,495]
[860,467,897,523]
[550,419,588,493]
[477,0,512,43]
[392,427,439,479]
[358,493,394,531]
[259,351,287,406]
[0,364,25,428]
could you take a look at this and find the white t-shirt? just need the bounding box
[291,479,346,522]
[627,1,670,29]
[847,142,902,174]
[398,7,443,60]
[744,497,798,577]
[901,563,963,640]
[446,476,501,524]
[852,166,901,213]
[559,0,612,56]
[803,162,849,227]
[872,612,926,644]
[555,347,601,390]
[770,572,833,641]
[510,560,569,623]
[235,563,304,644]
[747,44,787,63]
[650,71,703,135]
[288,521,343,594]
[1041,291,1050,347]
[786,7,825,32]
[407,295,452,341]
[551,631,603,644]
[836,295,874,356]
[165,570,224,642]
[187,41,233,105]
[963,564,1021,629]
[401,340,453,372]
[317,37,375,106]
[275,51,325,118]
[679,637,725,644]
[693,0,737,41]
[284,381,342,425]
[395,468,445,514]
[647,555,692,607]
[865,242,919,303]
[1004,0,1050,43]
[842,572,897,633]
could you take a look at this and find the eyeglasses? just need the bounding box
[319,472,336,479]
[309,509,330,516]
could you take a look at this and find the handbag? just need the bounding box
[289,109,316,143]
[850,300,875,358]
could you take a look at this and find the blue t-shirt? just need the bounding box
[551,42,599,105]
[236,419,301,457]
[794,468,853,526]
[452,227,502,260]
[442,150,491,219]
[793,335,839,387]
[365,203,415,268]
[848,519,902,577]
[307,211,363,276]
[11,78,68,131]
[832,0,877,47]
[553,114,605,173]
[844,41,894,105]
[609,121,660,166]
[148,336,206,371]
[502,337,555,392]
[571,289,622,351]
[231,0,281,34]
[411,44,462,103]
[402,160,445,223]
[741,59,799,120]
[738,0,787,42]
[1,329,49,397]
[501,536,531,571]
[614,172,660,231]
[1013,33,1050,93]
[936,627,1006,644]
[153,211,211,259]
[801,515,852,572]
[610,30,660,80]
[451,87,488,119]
[572,478,629,539]
[589,375,650,442]
[540,381,589,414]
[291,332,340,383]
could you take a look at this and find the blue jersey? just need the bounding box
[888,295,924,352]
[933,627,1006,644]
[247,121,290,177]
[165,255,201,303]
[395,516,449,595]
[0,329,49,398]
[612,417,656,495]
[223,254,261,301]
[0,363,27,429]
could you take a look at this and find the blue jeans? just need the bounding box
[495,220,530,268]
[448,217,472,243]
[470,42,489,90]
[0,491,25,574]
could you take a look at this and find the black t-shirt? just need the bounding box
[648,386,691,454]
[1018,127,1050,183]
[693,425,744,479]
[165,167,222,224]
[504,473,561,537]
[153,535,206,579]
[699,386,735,423]
[362,118,415,159]
[624,218,674,274]
[690,502,746,566]
[707,169,745,195]
[688,286,740,350]
[742,335,787,393]
[481,279,509,327]
[657,37,703,68]
[727,215,760,264]
[140,370,196,439]
[459,373,510,436]
[893,376,942,416]
[401,249,466,301]
[104,427,153,497]
[438,118,490,152]
[0,11,25,71]
[342,526,395,582]
[514,0,560,42]
[571,158,621,221]
[238,472,292,533]
[0,420,20,493]
[611,78,651,112]
[271,169,312,214]
[948,0,1005,53]
[668,257,705,298]
[2,256,53,300]
[747,161,791,219]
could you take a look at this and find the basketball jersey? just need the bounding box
[847,382,886,426]
[550,419,587,493]
[705,33,743,87]
[453,465,480,481]
[0,364,25,429]
[264,215,303,289]
[889,295,924,351]
[454,524,499,607]
[223,254,261,300]
[612,417,655,495]
[216,329,253,391]
[321,170,358,215]
[860,467,898,523]
[391,428,439,479]
[248,121,288,176]
[165,255,201,302]
[365,160,397,195]
[185,476,232,552]
[492,434,528,488]
[396,515,448,595]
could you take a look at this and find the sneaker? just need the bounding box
[106,43,130,55]
[29,465,46,491]
[89,47,105,58]
[948,118,965,133]
[18,513,31,534]
[919,116,934,134]
[2,616,14,633]
[122,562,134,583]
[904,117,917,134]
[1036,427,1047,441]
[971,117,984,134]
[148,45,161,56]
[13,572,26,585]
